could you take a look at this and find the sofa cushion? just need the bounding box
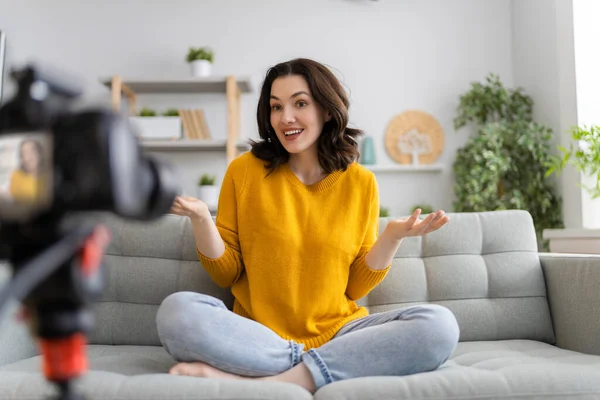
[363,210,555,344]
[64,210,555,347]
[313,340,600,400]
[0,345,312,400]
[1,341,598,400]
[62,212,234,346]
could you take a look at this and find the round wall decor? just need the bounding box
[384,110,444,165]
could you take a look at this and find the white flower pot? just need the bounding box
[129,116,182,140]
[191,60,212,77]
[197,185,219,211]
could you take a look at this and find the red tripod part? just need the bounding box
[37,225,111,383]
[80,225,110,277]
[39,333,88,381]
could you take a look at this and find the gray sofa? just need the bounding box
[1,209,600,400]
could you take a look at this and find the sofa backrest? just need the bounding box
[364,210,555,344]
[71,212,234,346]
[77,209,555,346]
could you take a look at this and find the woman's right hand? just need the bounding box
[169,196,211,221]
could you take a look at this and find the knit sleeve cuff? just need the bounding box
[346,254,391,299]
[196,245,242,288]
[354,255,391,286]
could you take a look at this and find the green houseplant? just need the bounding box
[379,206,390,218]
[186,47,214,78]
[198,174,216,186]
[138,107,157,117]
[162,109,179,117]
[452,73,563,248]
[546,125,600,199]
[130,107,182,140]
[197,174,218,211]
[410,204,434,215]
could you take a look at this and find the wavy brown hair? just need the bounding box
[250,58,363,173]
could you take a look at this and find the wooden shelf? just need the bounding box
[103,74,250,164]
[363,164,444,172]
[100,77,252,94]
[139,139,250,151]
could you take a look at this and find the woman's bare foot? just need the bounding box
[170,362,244,380]
[170,362,316,393]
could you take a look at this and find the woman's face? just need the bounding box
[269,75,331,156]
[21,141,40,173]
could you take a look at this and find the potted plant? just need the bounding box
[197,174,219,211]
[186,47,214,78]
[410,204,434,215]
[129,107,182,140]
[544,125,600,246]
[452,73,564,249]
[379,206,390,218]
[546,125,600,199]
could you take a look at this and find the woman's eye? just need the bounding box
[270,104,281,112]
[297,101,307,108]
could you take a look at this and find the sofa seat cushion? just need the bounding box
[0,345,312,400]
[313,340,600,400]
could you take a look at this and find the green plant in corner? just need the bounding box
[545,125,600,199]
[198,174,216,186]
[453,73,563,248]
[186,47,215,63]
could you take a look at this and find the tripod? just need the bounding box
[0,217,110,400]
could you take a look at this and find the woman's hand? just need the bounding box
[169,196,211,221]
[384,209,449,242]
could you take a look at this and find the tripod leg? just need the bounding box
[53,380,86,400]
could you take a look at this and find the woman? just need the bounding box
[9,138,45,203]
[157,58,459,392]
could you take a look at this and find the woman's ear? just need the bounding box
[325,111,332,122]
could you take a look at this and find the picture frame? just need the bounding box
[0,30,6,104]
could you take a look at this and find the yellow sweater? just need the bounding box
[197,152,390,350]
[9,170,41,202]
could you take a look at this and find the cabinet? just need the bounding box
[101,75,253,164]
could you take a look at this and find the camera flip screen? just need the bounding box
[0,132,53,221]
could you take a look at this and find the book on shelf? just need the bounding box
[179,109,212,140]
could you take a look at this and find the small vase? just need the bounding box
[191,60,212,77]
[197,185,219,211]
[360,136,376,165]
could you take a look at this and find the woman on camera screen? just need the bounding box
[9,138,46,203]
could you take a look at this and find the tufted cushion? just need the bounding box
[313,340,600,400]
[62,212,233,346]
[63,209,554,346]
[363,210,555,344]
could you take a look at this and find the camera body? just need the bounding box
[0,64,179,400]
[0,65,177,228]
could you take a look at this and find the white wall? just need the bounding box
[572,0,600,228]
[511,0,600,230]
[511,0,581,229]
[0,0,513,216]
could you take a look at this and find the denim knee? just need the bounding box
[417,304,460,367]
[155,291,223,355]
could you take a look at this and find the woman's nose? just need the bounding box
[281,106,296,124]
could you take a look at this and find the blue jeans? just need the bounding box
[156,292,460,390]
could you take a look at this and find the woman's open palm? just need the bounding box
[385,209,449,241]
[170,196,209,219]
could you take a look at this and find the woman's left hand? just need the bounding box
[384,209,449,241]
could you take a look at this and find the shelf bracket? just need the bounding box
[226,75,241,164]
[110,75,137,115]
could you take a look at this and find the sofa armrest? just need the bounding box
[0,264,38,365]
[540,253,600,356]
